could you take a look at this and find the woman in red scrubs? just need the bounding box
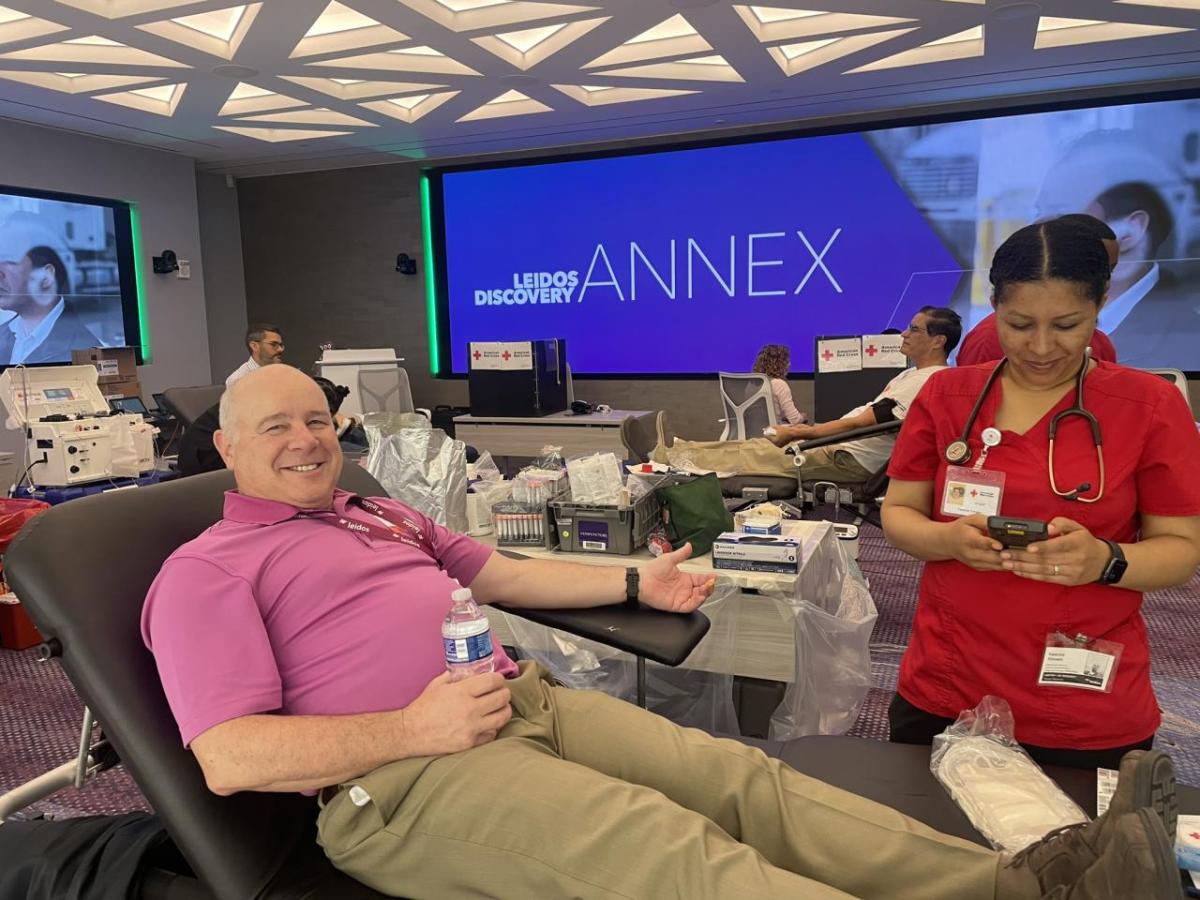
[883,217,1200,769]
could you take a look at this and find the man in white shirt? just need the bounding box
[767,306,959,483]
[226,323,284,387]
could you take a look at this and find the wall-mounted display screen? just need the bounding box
[430,96,1200,374]
[0,185,141,368]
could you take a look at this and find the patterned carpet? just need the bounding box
[3,523,1200,818]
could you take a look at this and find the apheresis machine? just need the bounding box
[0,365,156,487]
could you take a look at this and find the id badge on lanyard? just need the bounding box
[1037,632,1124,693]
[941,427,1005,518]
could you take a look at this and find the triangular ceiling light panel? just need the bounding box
[1034,16,1190,49]
[281,75,447,100]
[316,45,479,75]
[400,0,600,33]
[53,0,198,18]
[847,26,984,72]
[473,16,608,70]
[0,7,68,47]
[94,81,186,115]
[0,35,186,66]
[360,90,458,122]
[456,88,551,121]
[585,14,709,69]
[219,82,307,115]
[0,70,158,93]
[138,3,261,60]
[290,1,409,59]
[734,6,916,43]
[769,27,915,76]
[552,83,697,106]
[598,54,743,82]
[214,125,352,142]
[235,107,376,127]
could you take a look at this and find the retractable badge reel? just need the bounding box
[941,427,1005,518]
[1037,632,1123,693]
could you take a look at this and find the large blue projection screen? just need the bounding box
[439,97,1200,374]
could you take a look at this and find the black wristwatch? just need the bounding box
[1096,539,1128,585]
[625,567,640,609]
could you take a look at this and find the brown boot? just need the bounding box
[1043,809,1181,899]
[1004,750,1177,891]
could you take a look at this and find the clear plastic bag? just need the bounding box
[931,696,1089,853]
[533,444,566,472]
[496,579,740,734]
[566,452,625,505]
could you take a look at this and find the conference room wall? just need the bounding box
[0,117,214,469]
[197,172,249,384]
[236,161,816,439]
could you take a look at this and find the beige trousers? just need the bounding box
[317,663,1006,900]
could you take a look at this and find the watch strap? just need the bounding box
[625,567,639,609]
[1098,538,1126,584]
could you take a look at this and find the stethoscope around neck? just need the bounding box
[943,348,1105,503]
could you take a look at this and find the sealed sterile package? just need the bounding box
[931,696,1089,853]
[566,452,625,505]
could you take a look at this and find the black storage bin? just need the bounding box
[467,339,568,417]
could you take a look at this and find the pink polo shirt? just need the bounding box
[142,489,515,748]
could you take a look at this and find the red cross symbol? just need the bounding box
[1190,832,1200,841]
[821,350,834,361]
[970,489,978,498]
[501,351,512,361]
[865,344,878,357]
[472,350,482,361]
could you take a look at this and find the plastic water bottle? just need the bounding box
[442,586,495,681]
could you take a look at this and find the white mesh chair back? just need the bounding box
[358,367,415,415]
[718,372,777,441]
[1144,368,1191,408]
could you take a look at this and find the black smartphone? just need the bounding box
[987,516,1050,548]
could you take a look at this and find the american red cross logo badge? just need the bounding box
[821,350,834,362]
[472,350,482,361]
[970,489,978,498]
[865,345,878,357]
[501,351,512,361]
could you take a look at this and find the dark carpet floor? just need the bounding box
[3,522,1199,818]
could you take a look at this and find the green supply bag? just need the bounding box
[656,473,734,558]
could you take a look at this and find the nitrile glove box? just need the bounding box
[712,532,802,574]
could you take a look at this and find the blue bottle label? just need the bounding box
[444,632,494,665]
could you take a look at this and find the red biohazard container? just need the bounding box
[0,498,51,650]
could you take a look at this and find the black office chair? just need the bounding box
[159,385,225,429]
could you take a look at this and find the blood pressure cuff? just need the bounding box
[871,398,899,423]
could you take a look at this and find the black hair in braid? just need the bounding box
[989,218,1109,307]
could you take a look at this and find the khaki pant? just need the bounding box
[317,663,1005,900]
[794,445,873,484]
[652,437,795,477]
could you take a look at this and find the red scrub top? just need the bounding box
[956,313,1117,368]
[888,361,1200,750]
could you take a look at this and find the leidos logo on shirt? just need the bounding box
[343,520,370,533]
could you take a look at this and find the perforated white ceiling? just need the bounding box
[0,0,1195,175]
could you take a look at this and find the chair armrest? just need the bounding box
[791,419,901,452]
[498,604,710,667]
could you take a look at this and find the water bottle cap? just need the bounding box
[451,587,473,603]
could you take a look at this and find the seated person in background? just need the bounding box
[226,323,285,387]
[751,343,806,425]
[957,214,1118,367]
[765,306,959,483]
[177,372,364,476]
[142,363,1180,900]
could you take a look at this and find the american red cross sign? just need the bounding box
[821,350,834,361]
[1191,832,1200,840]
[970,489,978,498]
[865,344,878,357]
[501,351,512,361]
[472,350,482,361]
